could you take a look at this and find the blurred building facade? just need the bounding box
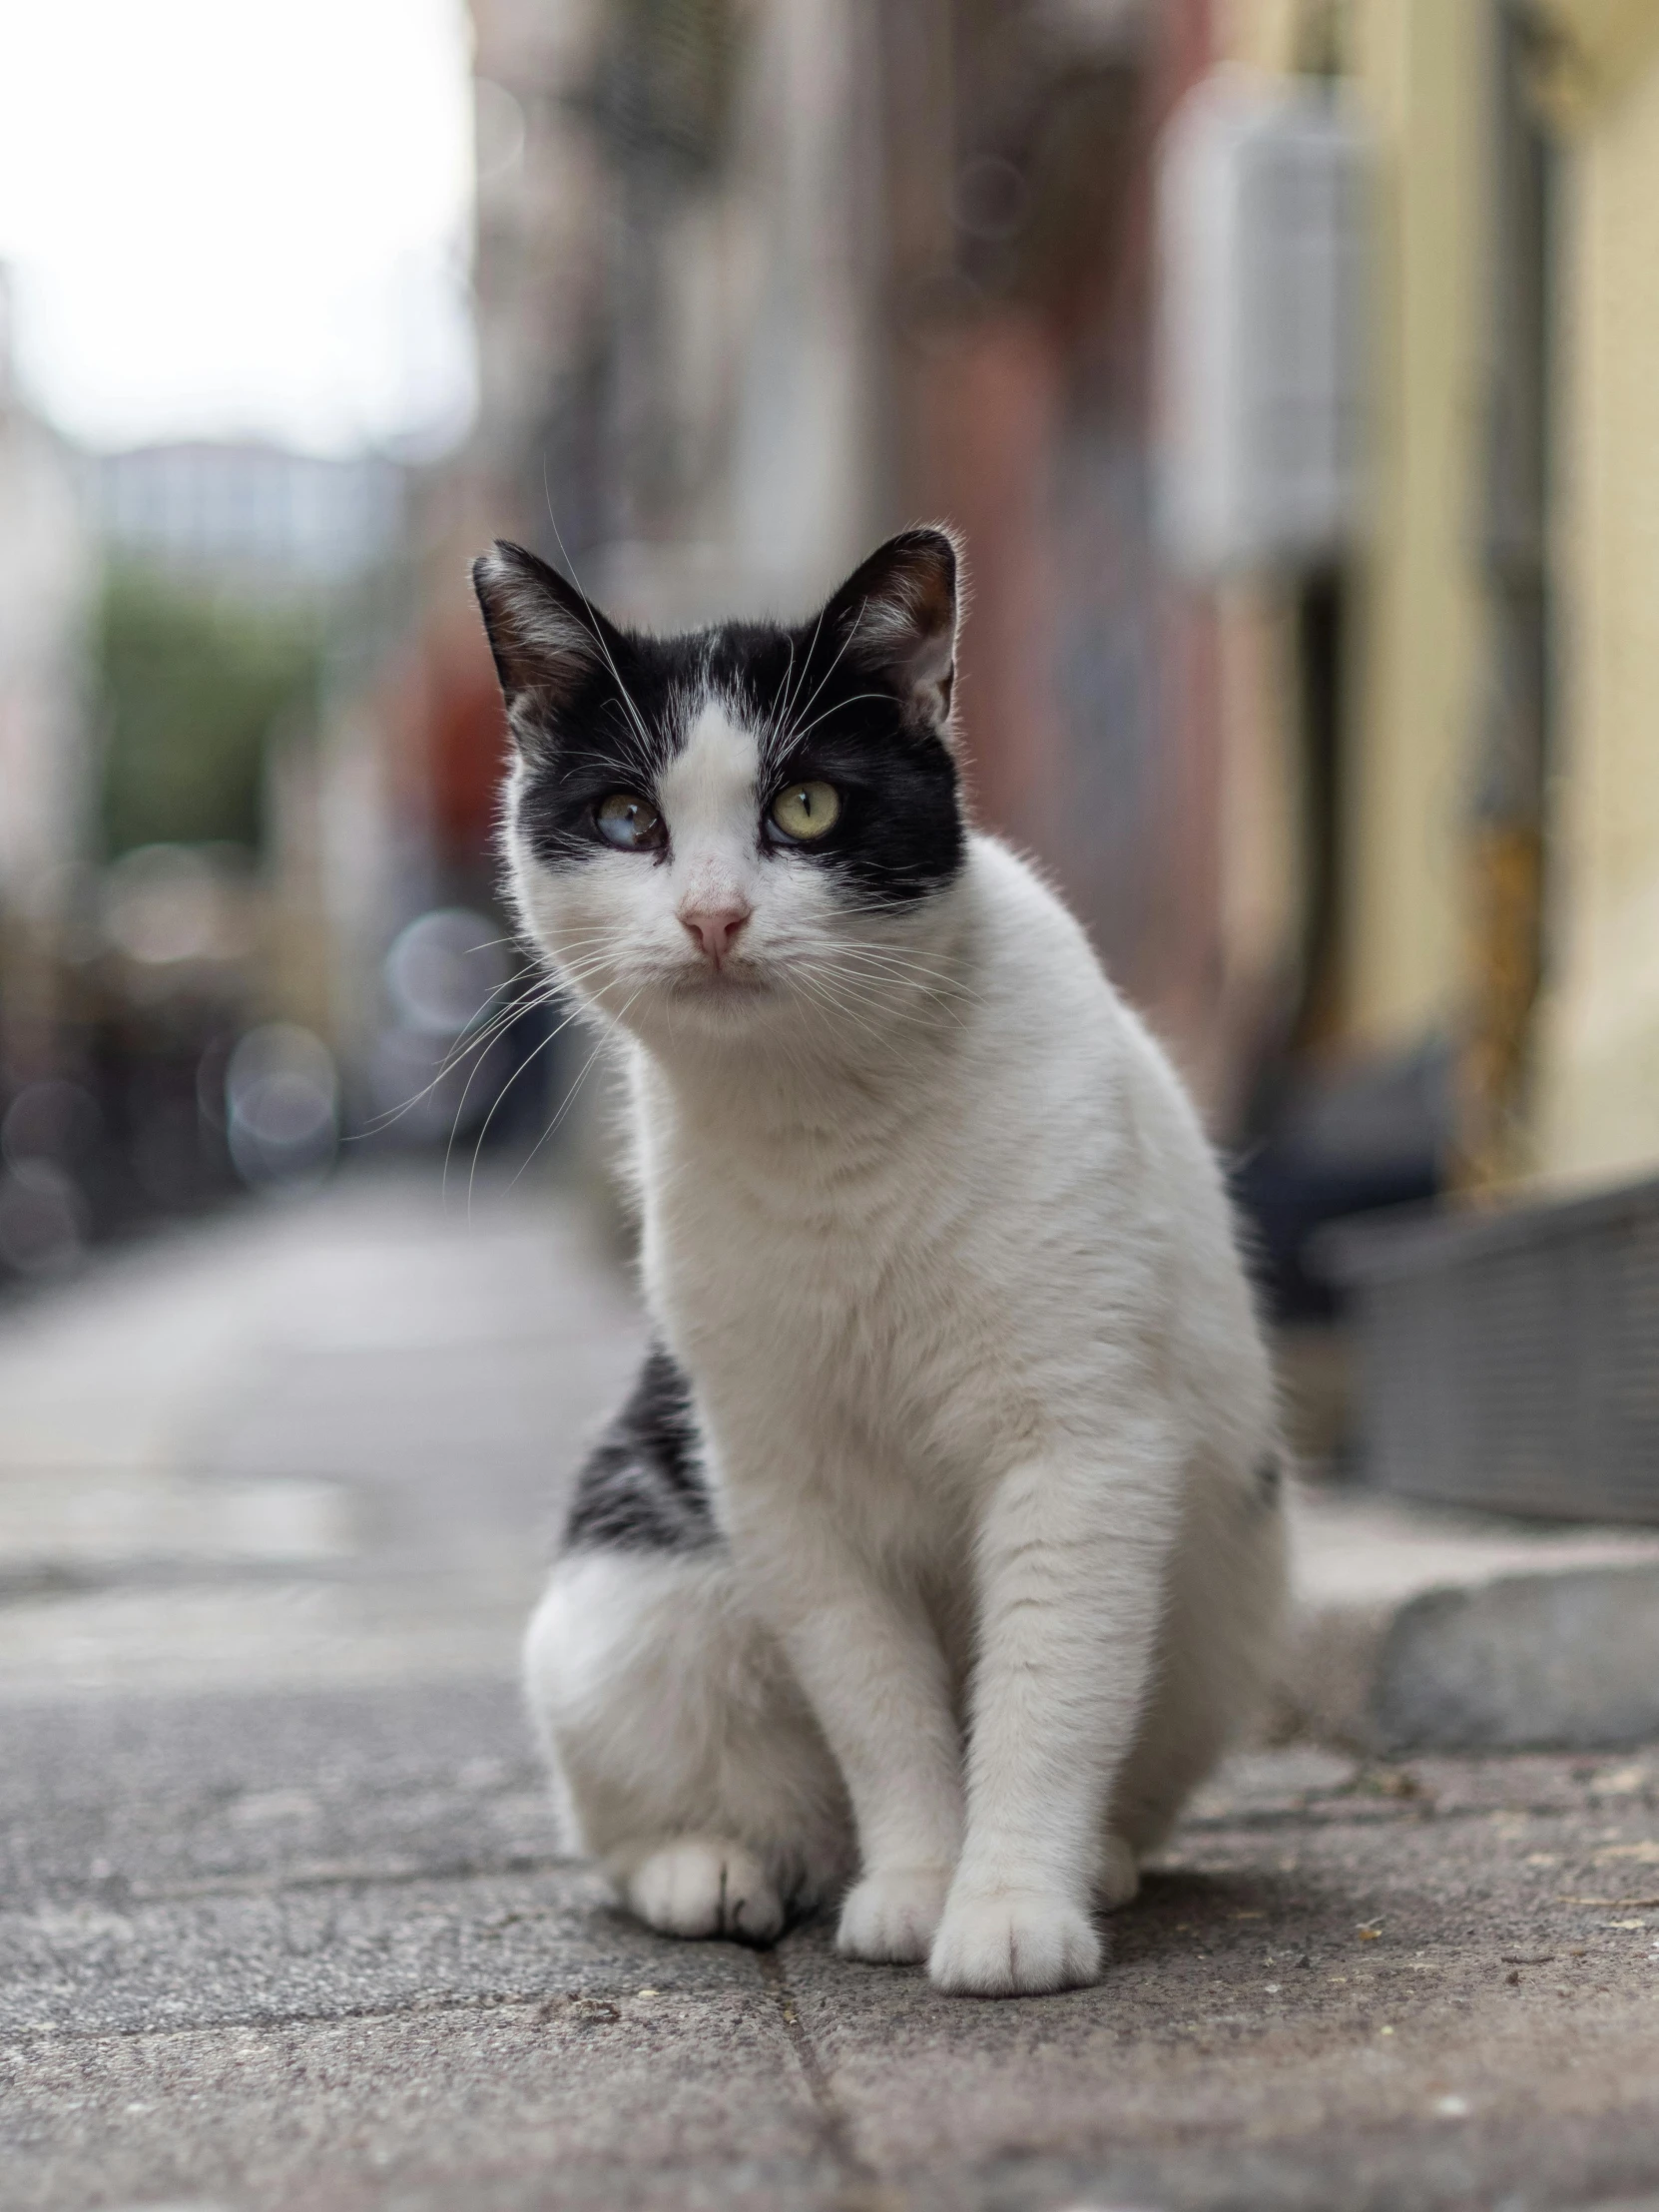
[1525,0,1659,1187]
[1217,0,1659,1209]
[93,443,404,589]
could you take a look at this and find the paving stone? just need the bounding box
[0,1998,829,2212]
[0,1867,771,2038]
[770,1753,1659,2211]
[0,1682,545,1905]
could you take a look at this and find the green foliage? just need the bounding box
[95,564,323,857]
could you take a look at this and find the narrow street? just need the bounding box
[2,1172,1657,2212]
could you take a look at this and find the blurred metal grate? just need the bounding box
[1322,1175,1659,1522]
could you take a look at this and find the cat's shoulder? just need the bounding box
[963,833,1097,952]
[961,832,1122,1009]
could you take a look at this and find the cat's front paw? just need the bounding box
[928,1886,1102,1996]
[835,1865,953,1963]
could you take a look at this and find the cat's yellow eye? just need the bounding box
[770,781,839,841]
[596,792,665,851]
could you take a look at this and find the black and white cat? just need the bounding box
[472,527,1287,1997]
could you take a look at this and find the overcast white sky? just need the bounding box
[0,0,476,457]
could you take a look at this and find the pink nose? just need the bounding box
[679,904,751,962]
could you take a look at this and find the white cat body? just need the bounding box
[479,530,1288,1995]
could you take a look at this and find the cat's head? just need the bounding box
[472,528,968,1055]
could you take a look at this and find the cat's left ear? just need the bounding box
[821,526,963,742]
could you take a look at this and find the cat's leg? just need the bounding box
[747,1514,965,1964]
[929,1437,1180,1997]
[1093,1833,1142,1912]
[523,1544,850,1943]
[1107,1446,1291,1872]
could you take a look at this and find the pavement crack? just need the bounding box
[756,1947,884,2207]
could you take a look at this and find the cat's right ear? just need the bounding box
[818,525,963,743]
[470,541,611,722]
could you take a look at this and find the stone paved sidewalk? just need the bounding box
[2,1172,1657,2212]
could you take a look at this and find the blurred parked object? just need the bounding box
[1327,1176,1659,1524]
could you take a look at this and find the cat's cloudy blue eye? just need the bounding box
[596,793,665,851]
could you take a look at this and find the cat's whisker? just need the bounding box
[760,637,798,762]
[776,602,866,758]
[441,985,591,1201]
[539,491,660,764]
[784,940,982,1007]
[772,688,891,754]
[502,984,646,1196]
[417,949,629,1178]
[462,989,612,1218]
[764,611,826,778]
[809,937,977,984]
[350,973,566,1140]
[781,963,898,1057]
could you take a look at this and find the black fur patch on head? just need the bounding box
[513,643,697,873]
[563,1343,720,1555]
[473,540,700,870]
[713,612,964,909]
[472,531,967,909]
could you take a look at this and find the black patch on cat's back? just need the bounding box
[563,1343,720,1555]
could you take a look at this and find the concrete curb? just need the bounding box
[1278,1491,1659,1753]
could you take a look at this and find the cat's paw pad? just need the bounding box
[928,1887,1102,1996]
[626,1839,784,1944]
[835,1865,953,1963]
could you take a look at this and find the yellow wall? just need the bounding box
[1535,35,1659,1182]
[1220,0,1305,71]
[1220,0,1488,1062]
[1218,1,1659,1188]
[1342,0,1489,1057]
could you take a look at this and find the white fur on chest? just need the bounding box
[627,838,1264,1540]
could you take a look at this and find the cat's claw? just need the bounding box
[626,1839,784,1944]
[928,1886,1102,1996]
[835,1865,953,1963]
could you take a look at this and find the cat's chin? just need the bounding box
[615,963,783,1044]
[665,964,776,1005]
